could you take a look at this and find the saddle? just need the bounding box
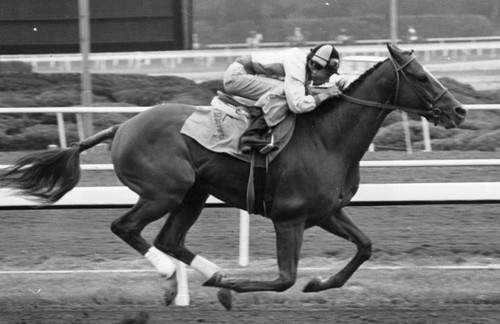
[181,91,296,216]
[216,90,257,111]
[181,91,295,163]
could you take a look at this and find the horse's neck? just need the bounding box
[313,63,394,162]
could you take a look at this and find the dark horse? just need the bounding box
[0,44,465,309]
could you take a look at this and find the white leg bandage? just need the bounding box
[190,255,221,279]
[144,246,176,278]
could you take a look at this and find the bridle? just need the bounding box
[340,53,449,125]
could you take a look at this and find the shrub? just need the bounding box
[374,120,424,149]
[428,126,462,139]
[200,80,224,95]
[424,129,480,151]
[23,125,61,149]
[112,82,215,106]
[167,87,215,105]
[461,110,500,129]
[0,116,24,135]
[113,88,170,106]
[440,77,500,104]
[0,124,59,150]
[93,113,132,129]
[458,119,495,131]
[35,89,81,107]
[0,92,38,107]
[0,61,32,74]
[467,129,500,151]
[0,75,50,92]
[381,111,405,127]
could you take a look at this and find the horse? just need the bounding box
[0,43,465,309]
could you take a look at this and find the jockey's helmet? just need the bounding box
[308,44,340,74]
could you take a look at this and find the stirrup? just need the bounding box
[259,134,277,154]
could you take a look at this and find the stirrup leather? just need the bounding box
[259,134,276,154]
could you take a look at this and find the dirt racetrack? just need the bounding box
[0,151,499,323]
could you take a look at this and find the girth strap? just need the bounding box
[246,153,256,214]
[246,152,269,216]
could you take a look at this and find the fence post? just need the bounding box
[174,261,189,306]
[421,117,432,152]
[56,113,67,148]
[239,210,250,266]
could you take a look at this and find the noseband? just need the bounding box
[341,54,449,125]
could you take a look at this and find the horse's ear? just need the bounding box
[386,43,404,62]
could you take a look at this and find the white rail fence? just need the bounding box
[2,183,499,209]
[0,105,497,152]
[2,41,500,73]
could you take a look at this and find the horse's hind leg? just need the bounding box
[153,185,235,309]
[111,198,181,303]
[153,185,220,276]
[303,208,372,292]
[111,198,169,254]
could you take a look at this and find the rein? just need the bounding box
[340,93,427,116]
[340,54,448,125]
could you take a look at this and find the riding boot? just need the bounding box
[240,111,278,154]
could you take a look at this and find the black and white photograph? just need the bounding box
[0,1,498,323]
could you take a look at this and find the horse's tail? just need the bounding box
[0,124,121,205]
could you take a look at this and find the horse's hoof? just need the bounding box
[162,274,178,306]
[303,277,322,293]
[217,288,232,310]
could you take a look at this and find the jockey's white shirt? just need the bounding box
[282,48,318,114]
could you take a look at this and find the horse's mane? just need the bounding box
[341,58,388,95]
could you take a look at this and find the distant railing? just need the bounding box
[2,40,500,73]
[425,35,500,43]
[204,36,500,49]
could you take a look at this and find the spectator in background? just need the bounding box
[246,30,263,48]
[287,27,306,46]
[192,33,201,50]
[336,28,353,45]
[192,33,203,65]
[407,26,419,43]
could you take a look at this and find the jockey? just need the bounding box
[223,44,347,154]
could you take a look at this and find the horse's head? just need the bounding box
[386,43,466,128]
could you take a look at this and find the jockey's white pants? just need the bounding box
[223,62,289,127]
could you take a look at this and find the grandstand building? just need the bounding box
[0,0,193,54]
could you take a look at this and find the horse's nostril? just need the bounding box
[455,106,467,118]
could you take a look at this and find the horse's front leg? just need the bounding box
[204,217,305,293]
[304,208,372,292]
